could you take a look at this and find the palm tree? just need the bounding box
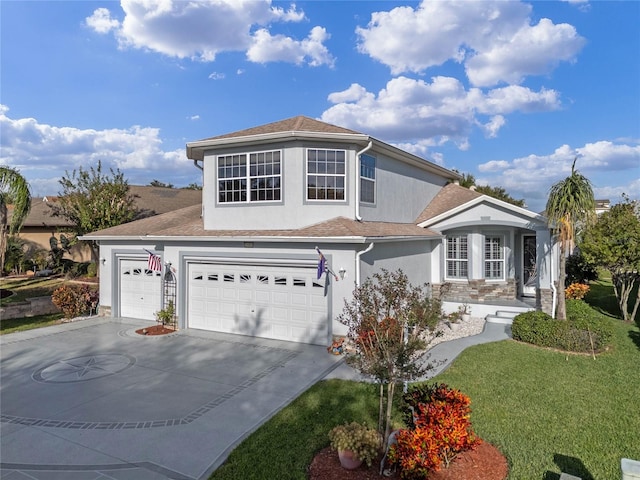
[0,167,32,275]
[545,158,594,320]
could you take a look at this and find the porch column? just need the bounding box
[535,228,555,315]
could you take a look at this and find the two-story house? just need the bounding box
[84,116,558,346]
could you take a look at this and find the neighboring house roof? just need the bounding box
[83,205,440,242]
[18,186,202,229]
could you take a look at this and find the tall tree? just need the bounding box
[0,167,31,274]
[149,179,174,188]
[452,171,525,207]
[50,161,138,264]
[545,158,595,320]
[580,196,640,323]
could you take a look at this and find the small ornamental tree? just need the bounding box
[338,269,443,446]
[580,196,640,323]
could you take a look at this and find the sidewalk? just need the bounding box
[324,321,512,381]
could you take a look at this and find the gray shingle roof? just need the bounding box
[199,115,361,142]
[84,205,440,240]
[415,183,482,224]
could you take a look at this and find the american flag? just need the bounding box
[147,252,162,272]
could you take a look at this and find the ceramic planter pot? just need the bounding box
[338,449,363,469]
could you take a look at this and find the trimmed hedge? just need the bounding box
[512,300,613,353]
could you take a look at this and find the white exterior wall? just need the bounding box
[202,141,358,230]
[359,154,447,223]
[99,239,363,339]
[358,240,433,289]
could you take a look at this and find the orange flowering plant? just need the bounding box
[565,282,590,300]
[389,383,479,478]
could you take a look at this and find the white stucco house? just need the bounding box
[84,116,558,346]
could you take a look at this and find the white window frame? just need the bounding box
[360,153,376,204]
[445,234,468,280]
[217,150,281,204]
[484,235,505,280]
[306,148,347,202]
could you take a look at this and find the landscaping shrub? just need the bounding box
[86,261,98,278]
[565,282,590,300]
[512,303,613,353]
[51,284,99,318]
[389,383,479,478]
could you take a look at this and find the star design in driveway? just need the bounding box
[32,354,136,383]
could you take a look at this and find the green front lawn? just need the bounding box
[210,320,640,480]
[0,276,65,306]
[0,312,65,334]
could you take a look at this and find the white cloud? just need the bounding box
[85,7,120,34]
[208,72,225,80]
[189,115,200,121]
[0,105,196,194]
[85,0,332,67]
[476,141,640,211]
[466,18,585,87]
[356,0,585,86]
[322,76,559,144]
[246,26,334,67]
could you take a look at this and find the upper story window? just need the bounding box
[307,148,346,201]
[446,234,468,279]
[360,154,376,204]
[218,150,281,203]
[484,235,504,279]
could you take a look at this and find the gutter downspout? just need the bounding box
[193,159,204,218]
[550,235,557,319]
[355,141,373,222]
[355,242,375,287]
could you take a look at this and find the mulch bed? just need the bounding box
[308,441,508,480]
[135,324,177,336]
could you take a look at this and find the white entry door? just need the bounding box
[119,259,162,320]
[187,263,328,345]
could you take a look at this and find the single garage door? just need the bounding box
[119,259,162,320]
[188,263,328,345]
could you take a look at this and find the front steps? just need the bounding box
[485,309,527,325]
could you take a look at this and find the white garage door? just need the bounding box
[188,263,328,345]
[119,259,162,320]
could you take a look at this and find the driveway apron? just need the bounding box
[0,318,343,479]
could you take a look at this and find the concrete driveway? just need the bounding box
[0,317,343,479]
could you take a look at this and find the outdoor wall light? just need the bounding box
[338,267,346,280]
[100,258,106,265]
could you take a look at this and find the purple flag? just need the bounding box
[317,252,326,279]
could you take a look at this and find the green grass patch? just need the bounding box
[0,312,65,334]
[209,321,640,480]
[428,321,640,479]
[0,276,65,306]
[585,272,639,323]
[210,380,382,480]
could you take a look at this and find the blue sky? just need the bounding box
[1,0,638,212]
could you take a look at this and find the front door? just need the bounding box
[521,235,536,297]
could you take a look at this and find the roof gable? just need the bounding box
[417,183,546,229]
[200,115,361,142]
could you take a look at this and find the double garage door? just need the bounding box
[188,262,329,345]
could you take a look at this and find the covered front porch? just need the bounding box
[419,192,557,317]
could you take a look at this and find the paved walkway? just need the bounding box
[324,321,512,381]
